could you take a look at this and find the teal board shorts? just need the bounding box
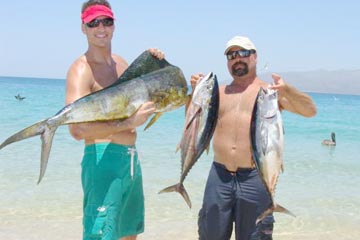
[81,143,144,240]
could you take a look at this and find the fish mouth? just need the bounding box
[201,72,213,82]
[206,72,213,78]
[192,72,215,98]
[264,111,277,119]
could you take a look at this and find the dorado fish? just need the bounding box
[159,72,219,208]
[250,87,296,224]
[0,51,188,184]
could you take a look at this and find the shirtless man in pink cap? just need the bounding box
[65,1,164,239]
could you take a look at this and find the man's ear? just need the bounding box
[81,23,86,34]
[254,52,258,64]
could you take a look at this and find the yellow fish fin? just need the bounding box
[144,112,163,130]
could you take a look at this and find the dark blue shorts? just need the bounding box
[198,162,274,240]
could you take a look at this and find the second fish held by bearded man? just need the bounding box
[251,87,296,224]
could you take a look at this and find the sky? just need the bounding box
[1,0,359,83]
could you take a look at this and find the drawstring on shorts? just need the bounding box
[127,147,137,180]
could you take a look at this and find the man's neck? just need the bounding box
[230,72,257,89]
[85,45,113,64]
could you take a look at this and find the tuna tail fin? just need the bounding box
[158,183,192,208]
[256,203,296,225]
[274,203,296,218]
[0,119,58,184]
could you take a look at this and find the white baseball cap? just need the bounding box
[224,36,257,54]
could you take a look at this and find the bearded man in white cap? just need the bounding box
[190,36,317,240]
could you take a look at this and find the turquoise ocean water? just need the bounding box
[0,76,359,240]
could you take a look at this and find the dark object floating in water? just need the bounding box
[15,94,26,101]
[322,132,336,146]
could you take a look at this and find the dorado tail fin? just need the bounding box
[256,202,296,224]
[0,119,48,149]
[38,122,57,184]
[0,119,58,184]
[158,183,192,208]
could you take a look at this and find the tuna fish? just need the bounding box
[159,72,219,208]
[0,51,188,184]
[251,87,296,224]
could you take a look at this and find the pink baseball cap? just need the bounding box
[81,5,115,23]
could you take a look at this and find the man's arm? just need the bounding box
[271,73,317,118]
[67,102,155,140]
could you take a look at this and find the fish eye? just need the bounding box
[270,92,278,99]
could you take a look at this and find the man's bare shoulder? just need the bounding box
[112,54,128,70]
[67,55,92,81]
[65,55,94,104]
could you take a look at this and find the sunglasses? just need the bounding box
[226,49,256,60]
[86,18,114,28]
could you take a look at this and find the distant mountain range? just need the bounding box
[258,69,360,95]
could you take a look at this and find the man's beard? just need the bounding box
[231,62,249,77]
